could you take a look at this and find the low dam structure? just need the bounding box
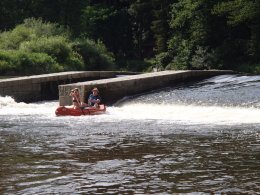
[59,70,234,106]
[0,71,116,102]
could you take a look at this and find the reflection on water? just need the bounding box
[0,120,259,194]
[0,74,260,194]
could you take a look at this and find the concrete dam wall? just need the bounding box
[58,70,234,106]
[0,71,116,102]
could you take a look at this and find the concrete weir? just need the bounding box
[0,71,116,102]
[59,70,233,106]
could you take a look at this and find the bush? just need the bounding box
[17,52,63,74]
[0,18,70,50]
[20,37,70,61]
[20,36,84,70]
[149,52,172,71]
[0,18,84,74]
[0,18,116,74]
[22,18,70,38]
[0,50,62,75]
[0,26,34,50]
[74,39,115,70]
[0,50,19,73]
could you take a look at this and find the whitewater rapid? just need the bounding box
[1,95,260,125]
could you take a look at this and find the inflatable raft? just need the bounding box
[55,104,106,116]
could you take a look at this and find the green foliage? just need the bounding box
[81,4,134,61]
[0,50,62,75]
[0,18,70,50]
[128,1,154,58]
[167,0,204,70]
[191,46,222,70]
[1,0,260,73]
[169,0,209,47]
[20,37,70,61]
[212,0,260,63]
[167,0,259,71]
[23,18,70,37]
[0,26,34,50]
[0,1,88,35]
[19,36,83,70]
[167,36,193,70]
[119,59,150,72]
[150,52,172,70]
[212,0,257,25]
[74,39,115,70]
[150,0,171,54]
[81,5,117,39]
[0,18,84,74]
[170,44,191,70]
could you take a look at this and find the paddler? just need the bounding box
[69,88,81,109]
[88,87,101,108]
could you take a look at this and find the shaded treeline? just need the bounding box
[0,0,259,74]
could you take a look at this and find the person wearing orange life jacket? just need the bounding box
[70,88,81,109]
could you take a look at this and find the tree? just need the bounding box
[150,0,171,54]
[212,0,260,63]
[81,4,133,60]
[168,0,210,69]
[128,0,154,58]
[0,0,89,36]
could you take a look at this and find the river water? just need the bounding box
[0,74,259,194]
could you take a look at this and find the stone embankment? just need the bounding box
[59,70,233,106]
[0,71,116,102]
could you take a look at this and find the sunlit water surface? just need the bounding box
[0,75,259,194]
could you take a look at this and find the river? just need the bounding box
[0,74,259,194]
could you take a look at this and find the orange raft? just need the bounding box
[55,104,106,116]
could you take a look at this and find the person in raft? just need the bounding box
[88,87,101,108]
[70,88,81,109]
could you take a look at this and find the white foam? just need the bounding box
[107,103,260,125]
[1,96,260,125]
[0,96,57,116]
